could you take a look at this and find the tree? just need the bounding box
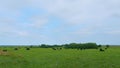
[106,45,110,48]
[63,42,98,49]
[98,45,102,48]
[83,43,98,49]
[40,44,48,48]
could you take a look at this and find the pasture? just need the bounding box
[0,46,120,68]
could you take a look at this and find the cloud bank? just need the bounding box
[0,0,120,45]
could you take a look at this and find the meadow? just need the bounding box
[0,46,120,68]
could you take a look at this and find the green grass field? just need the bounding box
[0,46,120,68]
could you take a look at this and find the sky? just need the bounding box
[0,0,120,45]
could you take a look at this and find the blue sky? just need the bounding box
[0,0,120,45]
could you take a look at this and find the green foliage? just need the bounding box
[98,45,102,47]
[29,42,98,49]
[106,45,110,48]
[63,43,98,49]
[40,44,52,48]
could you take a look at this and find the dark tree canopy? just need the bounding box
[63,43,98,49]
[33,42,105,49]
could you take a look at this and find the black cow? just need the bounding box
[14,48,18,50]
[59,48,62,50]
[105,48,108,50]
[26,48,30,50]
[52,48,56,50]
[99,48,105,52]
[2,49,7,52]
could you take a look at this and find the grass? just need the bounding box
[0,46,120,68]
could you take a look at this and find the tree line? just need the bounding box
[29,42,109,49]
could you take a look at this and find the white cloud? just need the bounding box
[1,0,120,25]
[0,17,29,37]
[26,0,120,25]
[28,16,48,28]
[0,0,120,44]
[106,30,120,35]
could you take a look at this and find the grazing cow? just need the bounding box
[58,47,62,50]
[2,49,7,52]
[105,48,107,50]
[59,48,62,50]
[99,48,105,52]
[80,48,83,50]
[14,48,18,50]
[26,48,30,50]
[52,48,56,50]
[0,50,8,56]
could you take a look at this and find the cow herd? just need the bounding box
[52,47,62,50]
[51,47,109,52]
[0,46,109,53]
[1,47,30,52]
[99,47,108,52]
